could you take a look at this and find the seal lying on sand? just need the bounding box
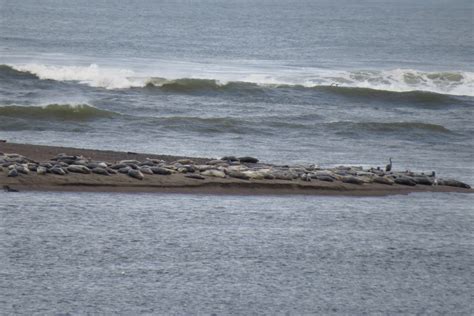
[3,185,18,192]
[1,151,472,192]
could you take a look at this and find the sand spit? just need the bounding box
[0,143,471,196]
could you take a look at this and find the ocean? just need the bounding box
[1,0,473,314]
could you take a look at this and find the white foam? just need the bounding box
[329,68,474,96]
[12,63,141,89]
[9,63,474,96]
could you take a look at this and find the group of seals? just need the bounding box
[0,152,471,190]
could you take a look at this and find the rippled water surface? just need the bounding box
[1,191,473,314]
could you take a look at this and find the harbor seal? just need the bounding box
[341,176,364,185]
[438,179,471,189]
[67,165,91,174]
[7,168,18,177]
[221,156,238,162]
[16,165,29,174]
[185,174,205,180]
[225,169,250,180]
[37,166,47,175]
[150,167,173,175]
[394,177,416,186]
[92,167,109,175]
[372,176,394,185]
[315,175,334,182]
[139,167,154,175]
[51,167,67,175]
[238,156,259,163]
[127,169,144,180]
[118,166,131,174]
[201,169,226,178]
[177,159,194,165]
[412,177,433,186]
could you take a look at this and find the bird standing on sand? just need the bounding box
[431,171,438,186]
[385,158,392,172]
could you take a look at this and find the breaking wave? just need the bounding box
[0,103,118,121]
[2,63,473,97]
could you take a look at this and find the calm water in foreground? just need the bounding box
[1,191,473,314]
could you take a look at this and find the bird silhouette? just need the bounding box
[385,158,392,172]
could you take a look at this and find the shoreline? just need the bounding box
[1,142,472,196]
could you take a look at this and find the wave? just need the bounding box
[139,115,267,135]
[0,104,118,121]
[312,86,460,104]
[0,64,38,80]
[2,63,473,97]
[329,121,453,134]
[146,78,262,94]
[0,103,456,139]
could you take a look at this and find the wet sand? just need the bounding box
[1,142,472,196]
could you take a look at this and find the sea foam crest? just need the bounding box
[12,63,141,89]
[8,63,474,96]
[315,69,474,97]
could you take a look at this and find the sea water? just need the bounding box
[1,0,473,313]
[1,191,473,314]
